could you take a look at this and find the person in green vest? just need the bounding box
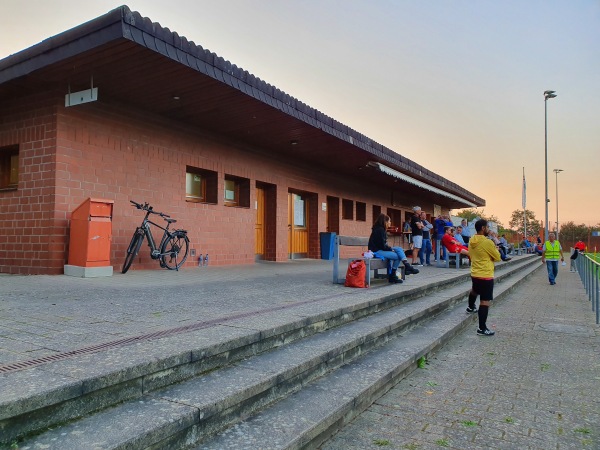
[541,232,564,285]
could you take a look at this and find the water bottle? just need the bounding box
[198,254,203,267]
[204,254,209,266]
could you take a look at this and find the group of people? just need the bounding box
[368,213,501,336]
[401,212,472,265]
[369,209,587,337]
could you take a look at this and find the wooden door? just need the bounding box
[288,192,308,258]
[326,196,339,234]
[255,187,266,258]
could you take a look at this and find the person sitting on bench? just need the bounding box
[441,226,469,257]
[368,213,420,284]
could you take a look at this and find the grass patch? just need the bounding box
[435,438,450,447]
[373,438,391,446]
[426,381,437,387]
[461,420,478,427]
[540,363,550,372]
[574,427,591,434]
[417,356,427,369]
[504,417,514,423]
[403,444,420,450]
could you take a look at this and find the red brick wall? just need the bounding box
[0,93,61,274]
[1,94,447,274]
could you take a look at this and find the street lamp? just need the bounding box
[544,90,557,241]
[554,168,563,239]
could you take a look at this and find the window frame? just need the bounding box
[0,145,19,191]
[186,166,218,204]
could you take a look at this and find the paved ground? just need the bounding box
[1,257,598,450]
[322,265,600,450]
[0,259,473,366]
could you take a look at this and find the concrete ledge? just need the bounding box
[64,264,113,278]
[4,257,540,446]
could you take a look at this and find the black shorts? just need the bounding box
[471,277,494,301]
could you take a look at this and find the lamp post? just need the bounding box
[554,168,563,239]
[544,90,557,241]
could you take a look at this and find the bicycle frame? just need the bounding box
[138,211,176,259]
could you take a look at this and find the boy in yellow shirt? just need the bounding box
[467,219,501,336]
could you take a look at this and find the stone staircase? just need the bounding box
[1,256,540,449]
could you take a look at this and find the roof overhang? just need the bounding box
[0,6,485,209]
[368,162,477,208]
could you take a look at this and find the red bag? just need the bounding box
[345,260,367,288]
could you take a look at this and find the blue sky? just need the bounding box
[1,0,599,227]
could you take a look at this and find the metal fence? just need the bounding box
[575,252,600,324]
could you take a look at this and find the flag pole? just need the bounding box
[522,167,527,240]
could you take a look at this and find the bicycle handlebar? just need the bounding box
[129,200,170,218]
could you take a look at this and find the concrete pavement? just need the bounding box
[321,263,600,449]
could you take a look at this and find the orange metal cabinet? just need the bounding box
[68,198,114,267]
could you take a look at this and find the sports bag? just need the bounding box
[345,260,367,288]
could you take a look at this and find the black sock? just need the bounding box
[478,305,489,330]
[468,293,477,309]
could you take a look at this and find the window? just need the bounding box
[186,166,218,203]
[387,208,402,228]
[342,199,353,220]
[224,174,250,208]
[372,205,381,224]
[356,202,366,222]
[0,145,18,190]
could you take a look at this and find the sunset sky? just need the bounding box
[2,1,599,227]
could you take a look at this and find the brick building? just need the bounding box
[0,6,484,275]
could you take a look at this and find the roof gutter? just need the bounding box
[367,162,478,208]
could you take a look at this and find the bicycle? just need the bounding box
[122,200,190,273]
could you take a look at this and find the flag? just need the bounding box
[522,168,526,210]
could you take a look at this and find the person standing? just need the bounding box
[410,206,424,266]
[541,232,564,285]
[434,214,452,261]
[418,211,433,266]
[467,219,501,336]
[570,239,586,272]
[460,218,471,244]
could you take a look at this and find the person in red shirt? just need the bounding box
[441,226,469,256]
[570,239,586,272]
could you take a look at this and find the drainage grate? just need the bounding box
[0,292,350,374]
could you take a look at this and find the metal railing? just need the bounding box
[575,252,600,324]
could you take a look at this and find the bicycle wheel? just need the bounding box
[122,232,144,274]
[160,231,189,270]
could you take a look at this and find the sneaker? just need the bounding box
[414,264,424,267]
[477,328,495,336]
[466,306,478,314]
[388,275,403,284]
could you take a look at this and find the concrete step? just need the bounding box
[197,261,542,449]
[1,257,540,447]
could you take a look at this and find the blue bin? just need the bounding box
[320,232,336,260]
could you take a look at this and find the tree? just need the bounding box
[454,209,504,229]
[508,209,540,237]
[558,221,590,243]
[454,209,480,222]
